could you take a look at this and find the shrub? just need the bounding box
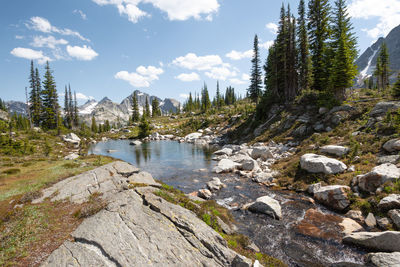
[2,168,21,175]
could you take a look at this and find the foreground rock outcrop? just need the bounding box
[343,231,400,252]
[35,161,252,266]
[300,154,347,174]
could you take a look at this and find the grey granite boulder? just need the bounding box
[356,164,400,193]
[388,209,400,229]
[343,231,400,252]
[367,252,400,267]
[248,196,282,220]
[320,145,349,157]
[300,154,347,174]
[383,139,400,153]
[313,185,351,211]
[378,194,400,210]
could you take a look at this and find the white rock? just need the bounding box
[357,164,400,192]
[307,182,322,195]
[378,194,400,210]
[184,132,202,142]
[130,140,142,146]
[383,139,400,153]
[198,189,212,200]
[248,196,282,220]
[213,159,240,174]
[320,145,349,157]
[343,231,400,252]
[300,153,347,174]
[367,252,400,267]
[64,153,79,160]
[251,146,274,161]
[214,148,233,156]
[365,213,377,227]
[314,185,351,211]
[339,218,364,235]
[389,209,400,229]
[206,177,225,191]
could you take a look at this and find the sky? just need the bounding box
[1,0,399,105]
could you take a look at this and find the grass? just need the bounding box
[153,182,286,267]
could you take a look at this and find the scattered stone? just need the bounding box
[251,146,273,161]
[313,185,351,211]
[377,217,392,230]
[185,132,202,142]
[345,210,364,222]
[245,242,260,253]
[307,182,322,195]
[198,189,212,200]
[300,154,347,174]
[343,231,400,252]
[248,196,282,220]
[130,140,142,146]
[214,148,233,156]
[320,145,349,157]
[128,172,160,187]
[216,217,236,235]
[252,172,275,184]
[239,159,259,172]
[213,159,240,174]
[64,153,79,160]
[383,139,400,153]
[388,209,400,229]
[378,155,400,164]
[365,213,377,228]
[367,252,400,267]
[206,177,225,191]
[356,164,400,193]
[339,218,364,235]
[348,165,356,172]
[378,194,400,210]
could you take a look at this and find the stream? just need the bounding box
[89,140,367,267]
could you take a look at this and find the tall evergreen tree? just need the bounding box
[29,61,42,126]
[33,68,42,125]
[392,73,400,98]
[216,81,222,109]
[91,116,97,133]
[201,83,211,112]
[248,35,263,103]
[308,0,331,91]
[297,0,313,91]
[145,97,150,117]
[375,42,390,91]
[151,98,161,117]
[41,61,59,129]
[330,0,357,100]
[131,93,140,122]
[64,85,71,128]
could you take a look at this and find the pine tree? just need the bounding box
[91,116,97,133]
[41,61,59,129]
[33,68,42,125]
[264,43,278,96]
[375,42,390,91]
[287,9,298,100]
[145,97,150,118]
[308,0,331,91]
[131,93,140,122]
[201,83,211,112]
[64,86,71,128]
[105,120,111,131]
[187,92,194,112]
[248,35,263,103]
[151,98,161,117]
[28,61,41,126]
[297,0,313,91]
[138,115,151,138]
[392,73,400,98]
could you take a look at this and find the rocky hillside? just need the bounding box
[356,24,400,81]
[5,100,28,116]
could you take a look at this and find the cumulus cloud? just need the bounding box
[179,93,189,98]
[205,67,236,81]
[73,9,87,20]
[266,22,278,34]
[10,47,51,64]
[172,53,223,71]
[229,78,246,85]
[226,50,252,60]
[92,0,219,22]
[175,72,200,82]
[115,65,164,88]
[26,16,89,41]
[259,40,274,50]
[31,35,68,49]
[349,0,400,39]
[76,92,94,100]
[242,73,250,80]
[66,45,98,60]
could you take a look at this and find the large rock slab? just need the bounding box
[213,159,240,174]
[320,145,349,157]
[313,185,351,211]
[300,154,347,174]
[248,196,282,220]
[343,231,400,252]
[128,171,160,187]
[378,194,400,210]
[367,252,400,267]
[357,164,400,193]
[42,189,249,266]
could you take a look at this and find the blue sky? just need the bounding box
[1,0,399,105]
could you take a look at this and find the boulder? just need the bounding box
[248,196,282,220]
[388,209,400,229]
[194,139,208,146]
[365,213,377,228]
[214,148,233,156]
[64,153,79,160]
[378,155,400,164]
[300,154,347,174]
[251,146,274,161]
[130,140,142,146]
[343,231,400,252]
[320,145,349,157]
[378,194,400,210]
[198,189,212,200]
[313,185,351,211]
[307,182,322,195]
[383,139,400,153]
[252,172,276,184]
[213,159,240,174]
[377,217,392,230]
[128,172,160,187]
[0,110,9,121]
[345,210,364,222]
[63,133,81,145]
[185,132,202,142]
[357,164,400,193]
[339,218,364,235]
[206,177,225,192]
[239,159,259,171]
[367,252,400,267]
[370,101,400,118]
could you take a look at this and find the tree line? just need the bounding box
[250,0,358,119]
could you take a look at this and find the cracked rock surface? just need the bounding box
[38,161,247,266]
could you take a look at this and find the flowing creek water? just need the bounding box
[89,140,367,267]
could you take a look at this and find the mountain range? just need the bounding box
[5,90,180,125]
[356,24,400,82]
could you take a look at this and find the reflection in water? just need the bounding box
[89,140,218,192]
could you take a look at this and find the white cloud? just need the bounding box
[92,0,219,22]
[259,40,274,50]
[73,9,87,20]
[175,72,200,82]
[349,0,400,39]
[242,73,250,80]
[15,35,24,39]
[27,16,89,41]
[179,93,189,98]
[229,78,247,85]
[226,49,252,60]
[76,93,94,100]
[115,65,164,87]
[205,66,236,81]
[266,22,278,34]
[172,53,223,71]
[66,45,98,60]
[10,47,51,64]
[31,35,68,49]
